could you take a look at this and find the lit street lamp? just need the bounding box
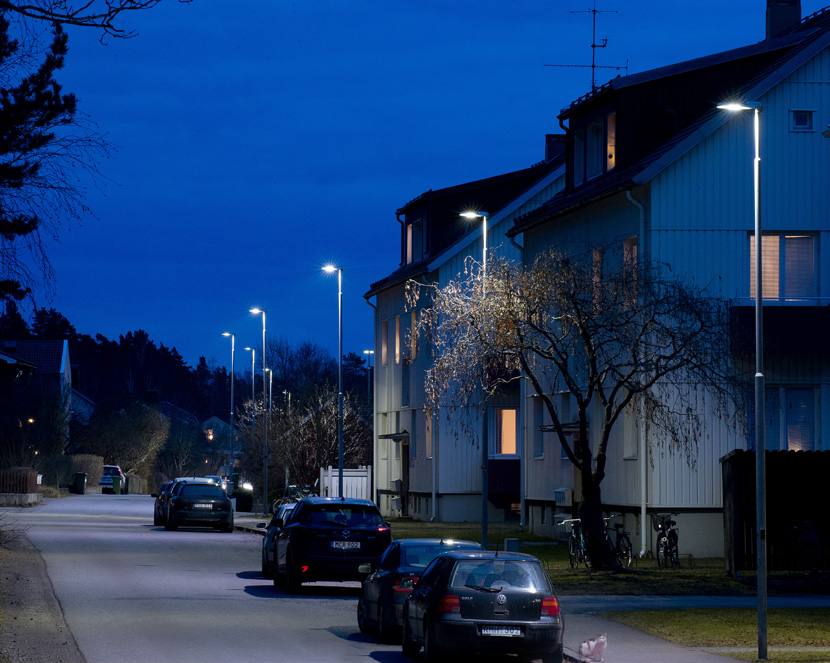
[718,100,766,662]
[461,210,489,550]
[323,264,344,497]
[221,332,236,492]
[250,308,268,513]
[243,346,256,485]
[363,349,374,401]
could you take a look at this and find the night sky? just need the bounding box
[25,0,827,371]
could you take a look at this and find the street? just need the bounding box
[3,495,401,663]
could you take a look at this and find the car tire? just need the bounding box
[262,547,272,579]
[401,610,420,659]
[377,603,394,644]
[284,552,302,593]
[164,515,178,531]
[541,643,564,663]
[153,511,160,526]
[357,595,370,635]
[423,618,446,663]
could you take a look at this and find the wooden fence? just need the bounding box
[0,467,38,494]
[722,449,830,574]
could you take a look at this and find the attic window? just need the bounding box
[790,110,814,132]
[571,111,617,187]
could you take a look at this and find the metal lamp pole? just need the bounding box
[244,346,256,500]
[250,308,268,513]
[718,100,766,662]
[363,349,374,401]
[323,264,344,497]
[222,333,235,492]
[461,211,489,550]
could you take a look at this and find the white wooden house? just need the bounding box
[507,2,830,556]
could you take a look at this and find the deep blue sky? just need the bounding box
[28,0,826,372]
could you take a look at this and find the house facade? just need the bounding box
[507,2,830,556]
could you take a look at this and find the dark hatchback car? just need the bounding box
[273,496,391,592]
[357,538,481,642]
[152,480,174,526]
[260,502,297,579]
[164,482,234,532]
[402,551,564,663]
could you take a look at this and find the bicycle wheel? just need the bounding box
[656,536,667,568]
[669,532,680,568]
[616,535,633,568]
[568,535,579,570]
[581,538,592,569]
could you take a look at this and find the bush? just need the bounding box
[38,455,73,488]
[71,454,103,486]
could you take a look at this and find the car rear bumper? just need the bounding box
[433,617,563,656]
[172,509,232,527]
[295,552,381,581]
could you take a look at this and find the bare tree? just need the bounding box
[0,0,191,39]
[408,246,746,569]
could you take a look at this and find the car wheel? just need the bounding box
[357,595,370,634]
[261,547,272,579]
[377,603,394,644]
[423,618,446,663]
[153,511,160,526]
[541,643,564,663]
[401,610,420,659]
[284,552,302,593]
[164,515,178,531]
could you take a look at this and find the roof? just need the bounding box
[509,7,830,237]
[0,339,68,374]
[300,496,377,507]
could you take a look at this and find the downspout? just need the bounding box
[626,188,649,557]
[364,295,379,507]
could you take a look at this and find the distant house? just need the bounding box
[505,1,830,555]
[1,339,71,397]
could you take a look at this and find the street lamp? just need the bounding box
[718,100,767,662]
[243,346,256,491]
[461,210,490,550]
[250,308,268,514]
[221,332,235,492]
[323,264,344,497]
[363,349,374,401]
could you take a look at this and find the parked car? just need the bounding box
[159,477,214,523]
[99,465,127,494]
[259,502,298,578]
[152,481,174,526]
[402,550,564,663]
[357,538,482,642]
[273,496,391,592]
[164,481,233,532]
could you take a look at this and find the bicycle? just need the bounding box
[559,518,591,570]
[604,514,633,568]
[651,513,679,568]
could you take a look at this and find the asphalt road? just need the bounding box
[6,495,402,663]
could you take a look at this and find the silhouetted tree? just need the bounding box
[0,300,30,338]
[31,307,76,339]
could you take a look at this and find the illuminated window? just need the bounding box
[495,408,518,455]
[395,316,401,364]
[381,320,388,366]
[606,112,616,171]
[750,234,815,300]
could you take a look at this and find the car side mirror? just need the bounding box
[358,563,373,574]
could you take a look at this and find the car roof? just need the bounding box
[300,496,377,507]
[436,550,541,562]
[174,477,214,483]
[397,538,481,548]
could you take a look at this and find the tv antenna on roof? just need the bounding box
[545,1,628,91]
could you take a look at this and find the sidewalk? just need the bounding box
[233,514,830,663]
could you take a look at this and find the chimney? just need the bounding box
[545,134,567,162]
[766,0,801,39]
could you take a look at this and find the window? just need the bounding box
[790,109,814,132]
[380,320,388,366]
[587,119,604,179]
[572,112,616,186]
[395,316,401,364]
[606,111,616,171]
[750,234,815,300]
[573,130,585,186]
[753,387,817,451]
[495,408,518,455]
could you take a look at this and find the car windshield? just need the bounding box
[450,559,551,592]
[103,468,120,476]
[180,485,225,499]
[306,505,383,528]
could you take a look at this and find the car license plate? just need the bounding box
[481,626,522,637]
[193,503,212,509]
[331,540,360,550]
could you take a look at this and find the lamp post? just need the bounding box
[323,264,344,497]
[243,346,256,499]
[718,100,766,662]
[363,349,374,401]
[461,210,489,550]
[221,332,235,492]
[250,308,268,514]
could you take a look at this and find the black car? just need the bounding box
[152,481,174,526]
[164,481,234,532]
[260,502,298,578]
[402,550,564,663]
[357,538,482,642]
[273,496,391,592]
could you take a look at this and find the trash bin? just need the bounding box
[73,472,87,495]
[112,475,121,495]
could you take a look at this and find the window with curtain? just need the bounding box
[750,234,815,300]
[495,408,518,455]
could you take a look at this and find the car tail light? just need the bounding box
[393,576,418,592]
[301,565,310,574]
[377,524,390,533]
[541,597,560,616]
[436,594,460,613]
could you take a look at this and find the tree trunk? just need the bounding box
[578,469,620,571]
